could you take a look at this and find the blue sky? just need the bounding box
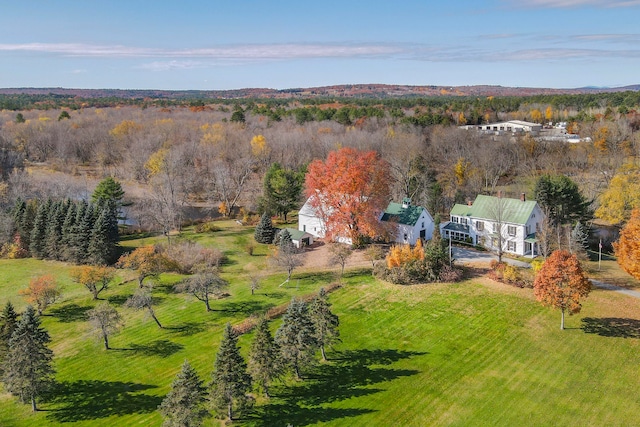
[1,0,639,90]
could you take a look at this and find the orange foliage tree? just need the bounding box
[386,240,424,268]
[70,266,115,300]
[19,275,61,315]
[305,147,391,244]
[533,250,591,330]
[614,208,640,281]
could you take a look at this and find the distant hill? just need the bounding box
[0,84,638,100]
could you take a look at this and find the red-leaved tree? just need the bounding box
[533,250,591,330]
[305,147,391,244]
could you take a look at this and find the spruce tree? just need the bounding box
[570,221,590,259]
[158,360,208,427]
[29,201,50,259]
[70,202,93,264]
[309,288,340,361]
[254,213,276,244]
[45,200,67,261]
[248,318,281,397]
[0,301,19,376]
[60,202,77,262]
[275,298,318,379]
[278,228,293,250]
[88,206,118,265]
[3,305,55,412]
[210,323,252,421]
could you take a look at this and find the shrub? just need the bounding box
[439,265,463,282]
[194,221,221,233]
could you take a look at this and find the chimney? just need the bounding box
[402,197,411,209]
[521,193,526,202]
[467,199,472,207]
[497,190,502,198]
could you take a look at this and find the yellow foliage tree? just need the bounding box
[593,126,609,152]
[110,120,142,138]
[250,134,268,157]
[457,112,467,125]
[200,123,226,145]
[454,158,471,186]
[544,106,553,122]
[595,163,640,225]
[145,148,168,177]
[530,109,543,123]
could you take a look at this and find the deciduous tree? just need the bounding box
[19,275,61,315]
[210,323,252,421]
[2,305,55,412]
[305,147,391,243]
[125,287,163,329]
[614,208,640,281]
[327,243,353,278]
[158,360,208,427]
[86,302,124,350]
[71,265,115,300]
[117,245,175,287]
[176,270,229,312]
[533,250,591,330]
[595,163,640,225]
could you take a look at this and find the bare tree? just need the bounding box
[125,288,163,328]
[327,243,353,278]
[269,244,305,286]
[86,302,124,350]
[176,270,229,312]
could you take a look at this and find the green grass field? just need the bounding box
[1,221,639,426]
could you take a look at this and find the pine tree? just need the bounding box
[570,221,589,258]
[158,360,208,427]
[275,298,318,379]
[248,318,281,397]
[254,213,276,244]
[70,202,93,264]
[278,228,293,249]
[3,306,55,412]
[0,301,19,376]
[210,323,252,421]
[29,201,50,259]
[309,288,340,361]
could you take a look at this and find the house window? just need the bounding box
[508,226,516,236]
[526,225,530,234]
[507,241,516,252]
[476,221,484,231]
[303,225,306,232]
[452,216,459,223]
[492,223,497,233]
[536,222,540,233]
[404,233,408,241]
[422,222,424,229]
[461,218,468,225]
[491,237,498,247]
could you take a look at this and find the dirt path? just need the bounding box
[302,241,372,270]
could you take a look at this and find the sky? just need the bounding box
[1,0,639,91]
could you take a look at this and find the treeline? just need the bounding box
[7,198,119,265]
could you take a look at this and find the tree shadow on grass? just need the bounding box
[217,300,275,316]
[263,291,287,299]
[49,304,92,323]
[165,321,207,336]
[107,294,130,306]
[582,317,640,338]
[245,348,424,426]
[116,339,184,357]
[47,380,161,422]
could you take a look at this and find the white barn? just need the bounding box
[380,198,434,245]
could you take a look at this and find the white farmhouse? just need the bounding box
[380,198,434,245]
[460,120,542,135]
[298,196,327,239]
[441,194,544,257]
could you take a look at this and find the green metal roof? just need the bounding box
[283,228,311,241]
[380,202,426,226]
[450,195,538,225]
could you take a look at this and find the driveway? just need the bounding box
[452,246,531,268]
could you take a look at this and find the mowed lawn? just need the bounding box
[0,221,638,426]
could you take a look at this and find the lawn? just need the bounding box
[0,221,639,426]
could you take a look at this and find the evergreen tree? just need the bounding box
[29,200,50,259]
[309,288,340,361]
[210,323,252,421]
[60,201,77,262]
[3,305,55,412]
[275,298,318,379]
[12,199,32,255]
[254,213,276,244]
[70,202,93,264]
[158,360,208,427]
[91,176,125,211]
[45,200,67,261]
[570,221,590,258]
[87,206,118,265]
[260,163,303,222]
[278,228,293,250]
[248,318,281,397]
[534,175,592,225]
[0,301,19,376]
